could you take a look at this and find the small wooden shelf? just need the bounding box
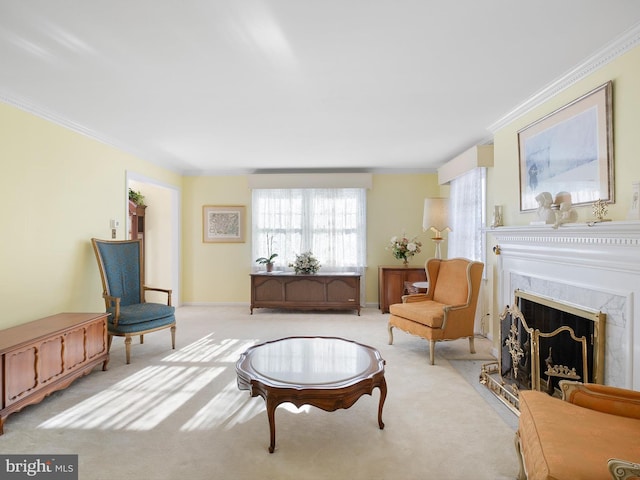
[378,265,427,313]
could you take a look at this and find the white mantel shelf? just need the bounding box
[487,220,640,238]
[487,220,640,390]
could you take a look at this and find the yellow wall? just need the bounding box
[486,44,640,339]
[181,173,442,305]
[181,176,252,303]
[7,44,638,331]
[0,102,181,328]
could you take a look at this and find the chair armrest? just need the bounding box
[103,294,121,326]
[608,459,640,480]
[560,380,640,419]
[143,286,173,306]
[402,293,429,303]
[440,302,473,330]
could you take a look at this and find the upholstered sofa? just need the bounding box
[516,381,640,480]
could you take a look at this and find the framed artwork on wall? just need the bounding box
[202,205,246,243]
[518,81,614,212]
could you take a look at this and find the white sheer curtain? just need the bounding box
[447,167,486,333]
[447,167,486,263]
[252,188,367,304]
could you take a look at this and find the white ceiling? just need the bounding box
[1,1,640,175]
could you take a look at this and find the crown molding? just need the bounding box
[487,22,640,133]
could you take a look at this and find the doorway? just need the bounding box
[127,172,181,306]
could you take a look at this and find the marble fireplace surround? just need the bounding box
[489,221,640,390]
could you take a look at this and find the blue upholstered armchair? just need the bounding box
[91,238,176,364]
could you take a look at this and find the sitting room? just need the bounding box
[1,2,639,479]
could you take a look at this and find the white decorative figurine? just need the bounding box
[535,192,555,224]
[552,191,577,228]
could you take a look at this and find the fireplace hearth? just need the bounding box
[480,290,605,412]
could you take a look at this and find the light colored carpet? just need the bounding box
[1,306,519,480]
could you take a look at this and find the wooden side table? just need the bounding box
[378,265,427,313]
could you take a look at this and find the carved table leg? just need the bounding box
[266,397,278,453]
[377,376,387,430]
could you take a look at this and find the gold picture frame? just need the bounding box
[518,81,614,212]
[202,205,246,243]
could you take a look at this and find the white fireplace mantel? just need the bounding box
[487,220,640,390]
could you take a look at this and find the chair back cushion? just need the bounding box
[430,258,470,305]
[94,240,142,306]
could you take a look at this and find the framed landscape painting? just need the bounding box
[518,81,613,212]
[202,205,245,243]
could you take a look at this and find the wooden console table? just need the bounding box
[250,272,361,315]
[0,312,109,434]
[378,265,427,313]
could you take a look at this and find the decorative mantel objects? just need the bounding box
[490,205,503,228]
[531,191,577,228]
[552,191,577,229]
[587,199,612,226]
[533,192,556,224]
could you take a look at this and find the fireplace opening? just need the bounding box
[480,290,606,413]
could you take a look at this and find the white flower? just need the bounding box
[289,251,321,274]
[407,242,417,252]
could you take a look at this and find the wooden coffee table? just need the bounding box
[236,336,387,453]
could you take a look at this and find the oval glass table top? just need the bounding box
[238,336,384,387]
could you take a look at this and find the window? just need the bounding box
[447,167,486,265]
[447,167,486,333]
[252,188,367,272]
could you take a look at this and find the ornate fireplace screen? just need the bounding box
[480,290,605,413]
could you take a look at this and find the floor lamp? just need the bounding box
[422,198,452,259]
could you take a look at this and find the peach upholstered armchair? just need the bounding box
[388,257,484,365]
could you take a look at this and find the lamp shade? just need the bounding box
[423,198,451,237]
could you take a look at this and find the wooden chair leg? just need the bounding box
[125,336,132,364]
[514,431,527,480]
[170,325,176,349]
[107,334,113,352]
[140,334,144,344]
[429,340,436,365]
[469,336,476,354]
[388,325,394,345]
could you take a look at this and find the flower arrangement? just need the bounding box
[289,251,321,274]
[387,233,422,264]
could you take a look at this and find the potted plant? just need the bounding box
[129,188,145,206]
[256,234,278,272]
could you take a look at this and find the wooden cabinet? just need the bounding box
[250,273,361,315]
[378,265,427,313]
[0,313,109,434]
[129,200,146,242]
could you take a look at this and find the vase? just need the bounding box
[266,263,274,273]
[403,258,409,266]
